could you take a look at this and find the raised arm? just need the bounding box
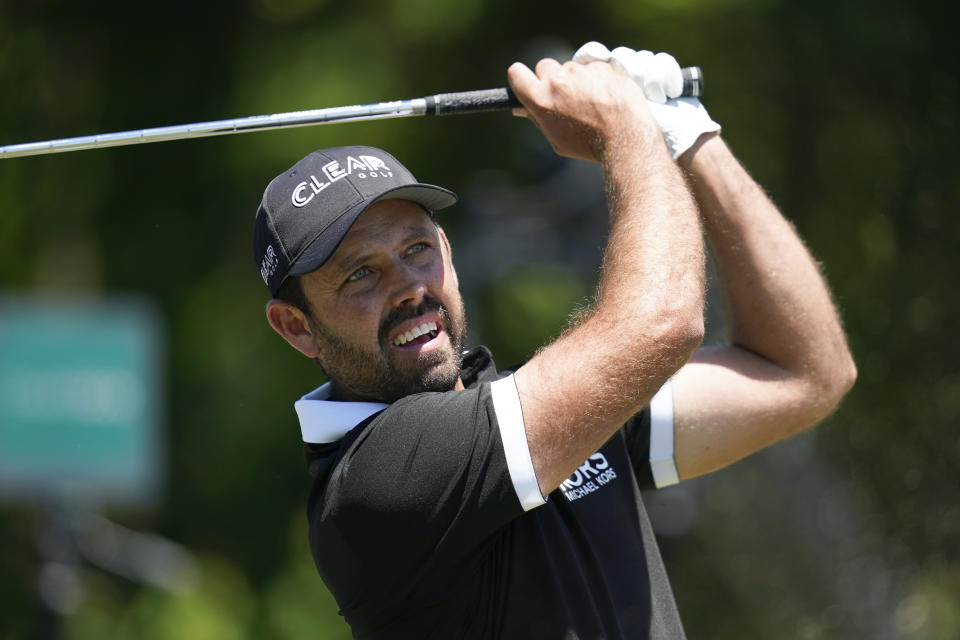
[671,133,857,480]
[507,59,706,495]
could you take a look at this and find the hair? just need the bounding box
[275,275,313,319]
[274,275,329,375]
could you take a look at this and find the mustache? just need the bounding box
[378,296,449,345]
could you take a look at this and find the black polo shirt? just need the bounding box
[301,346,685,639]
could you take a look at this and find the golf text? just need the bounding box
[292,155,394,208]
[260,245,279,285]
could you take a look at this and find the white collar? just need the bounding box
[294,382,389,444]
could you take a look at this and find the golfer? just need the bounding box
[254,43,856,639]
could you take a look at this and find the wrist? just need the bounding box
[678,131,723,171]
[600,107,671,163]
[599,131,672,176]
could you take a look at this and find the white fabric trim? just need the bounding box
[295,382,388,443]
[489,375,546,511]
[648,380,680,488]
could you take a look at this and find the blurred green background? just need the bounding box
[1,0,957,638]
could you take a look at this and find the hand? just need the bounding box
[507,57,662,162]
[572,42,721,160]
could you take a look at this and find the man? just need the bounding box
[254,43,856,639]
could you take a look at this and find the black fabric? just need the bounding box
[305,346,685,639]
[623,409,656,491]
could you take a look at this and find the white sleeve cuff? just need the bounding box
[649,380,680,488]
[490,375,546,511]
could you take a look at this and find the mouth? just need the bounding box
[388,314,446,352]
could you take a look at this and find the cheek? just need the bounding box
[444,258,459,289]
[325,299,383,345]
[427,252,456,290]
[438,244,458,286]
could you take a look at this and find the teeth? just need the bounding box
[393,321,439,346]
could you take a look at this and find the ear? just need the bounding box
[265,299,321,359]
[436,226,459,287]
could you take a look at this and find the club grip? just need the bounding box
[426,88,519,115]
[680,66,703,99]
[427,66,703,116]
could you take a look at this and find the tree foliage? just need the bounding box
[1,0,957,637]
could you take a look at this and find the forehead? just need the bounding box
[320,199,436,269]
[342,199,434,242]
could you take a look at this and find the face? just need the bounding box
[297,199,467,403]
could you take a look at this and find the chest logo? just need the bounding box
[559,452,618,502]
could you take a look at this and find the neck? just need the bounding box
[328,380,381,403]
[328,376,466,402]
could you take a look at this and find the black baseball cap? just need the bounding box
[254,145,458,296]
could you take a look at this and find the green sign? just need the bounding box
[0,295,163,507]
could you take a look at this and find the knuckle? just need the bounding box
[534,57,558,75]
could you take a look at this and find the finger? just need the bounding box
[507,61,539,102]
[608,47,640,70]
[609,48,668,104]
[534,57,562,78]
[572,41,611,64]
[640,51,670,104]
[655,52,684,99]
[644,82,667,105]
[608,46,640,83]
[512,107,529,118]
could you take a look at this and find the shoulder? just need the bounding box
[317,383,505,510]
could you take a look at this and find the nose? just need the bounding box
[387,261,428,309]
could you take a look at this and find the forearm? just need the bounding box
[520,128,705,493]
[544,44,855,482]
[682,134,855,402]
[664,134,855,480]
[505,59,706,493]
[595,129,705,348]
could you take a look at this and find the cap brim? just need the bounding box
[369,184,457,211]
[286,183,457,279]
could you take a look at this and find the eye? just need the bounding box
[346,266,370,283]
[405,242,428,256]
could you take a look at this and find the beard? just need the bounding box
[310,293,467,403]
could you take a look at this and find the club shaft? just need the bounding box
[0,67,703,159]
[0,99,433,159]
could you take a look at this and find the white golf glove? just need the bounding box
[573,41,720,159]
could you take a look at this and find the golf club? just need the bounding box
[0,68,703,159]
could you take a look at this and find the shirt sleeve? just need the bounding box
[489,374,543,510]
[309,377,543,603]
[622,380,680,490]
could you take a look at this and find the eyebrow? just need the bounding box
[332,224,435,277]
